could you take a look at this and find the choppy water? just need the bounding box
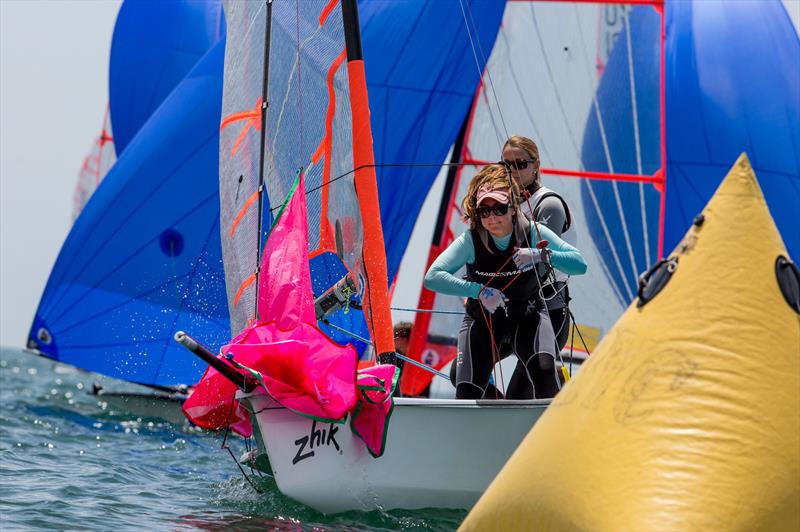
[0,347,466,531]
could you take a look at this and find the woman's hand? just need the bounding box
[478,287,508,314]
[512,247,542,271]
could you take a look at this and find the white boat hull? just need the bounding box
[238,393,548,514]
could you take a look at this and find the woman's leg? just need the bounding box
[508,312,561,399]
[452,315,496,399]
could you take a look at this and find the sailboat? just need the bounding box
[172,0,554,514]
[184,0,800,514]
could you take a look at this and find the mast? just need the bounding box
[253,0,273,320]
[340,0,395,358]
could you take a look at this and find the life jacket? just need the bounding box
[525,185,573,235]
[525,184,572,309]
[465,218,542,320]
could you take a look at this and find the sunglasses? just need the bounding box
[476,203,511,219]
[502,158,536,170]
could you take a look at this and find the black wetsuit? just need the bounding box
[450,226,562,400]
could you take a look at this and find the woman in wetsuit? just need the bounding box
[502,135,574,349]
[424,164,587,400]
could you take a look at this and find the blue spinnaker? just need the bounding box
[319,0,505,351]
[109,0,225,156]
[30,0,503,383]
[361,0,505,283]
[665,0,799,260]
[581,6,662,307]
[29,41,229,387]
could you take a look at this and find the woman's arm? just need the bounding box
[532,223,587,275]
[423,232,483,299]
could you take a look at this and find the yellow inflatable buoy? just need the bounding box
[461,154,800,531]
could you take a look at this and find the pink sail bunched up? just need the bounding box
[183,174,358,435]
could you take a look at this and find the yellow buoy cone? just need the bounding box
[460,154,800,532]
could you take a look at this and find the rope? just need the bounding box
[220,393,263,494]
[321,319,450,381]
[269,162,486,213]
[390,306,465,315]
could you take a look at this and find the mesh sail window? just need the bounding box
[219,0,393,354]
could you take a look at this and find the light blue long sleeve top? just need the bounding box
[423,224,587,299]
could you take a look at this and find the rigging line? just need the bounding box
[567,309,591,356]
[461,0,509,145]
[457,0,506,147]
[268,162,481,212]
[528,3,582,160]
[573,4,640,293]
[583,180,636,302]
[496,25,556,165]
[390,307,465,315]
[574,4,640,287]
[623,7,651,264]
[321,319,450,381]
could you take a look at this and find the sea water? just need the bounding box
[0,347,466,531]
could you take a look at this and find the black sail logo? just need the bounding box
[292,420,341,465]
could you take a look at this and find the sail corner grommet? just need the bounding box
[775,255,800,314]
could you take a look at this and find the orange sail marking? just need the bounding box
[232,272,256,309]
[220,97,263,159]
[229,190,260,239]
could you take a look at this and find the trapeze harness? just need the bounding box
[452,218,562,399]
[525,185,573,310]
[464,223,542,320]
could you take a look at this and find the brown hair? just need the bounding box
[461,163,522,231]
[393,322,412,340]
[503,135,541,188]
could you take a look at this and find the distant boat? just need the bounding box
[27,1,230,422]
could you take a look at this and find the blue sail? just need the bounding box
[665,0,799,260]
[581,0,799,310]
[316,0,505,351]
[580,6,662,307]
[29,41,229,388]
[361,0,505,283]
[29,0,502,381]
[109,0,225,156]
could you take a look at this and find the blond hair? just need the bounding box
[503,135,541,188]
[461,163,522,231]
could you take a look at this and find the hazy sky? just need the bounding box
[1,1,798,348]
[1,0,121,346]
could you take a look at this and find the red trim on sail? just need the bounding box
[233,273,256,308]
[229,190,260,238]
[509,0,663,5]
[464,158,662,184]
[656,5,667,258]
[220,97,263,158]
[319,0,339,26]
[312,50,347,255]
[347,59,394,357]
